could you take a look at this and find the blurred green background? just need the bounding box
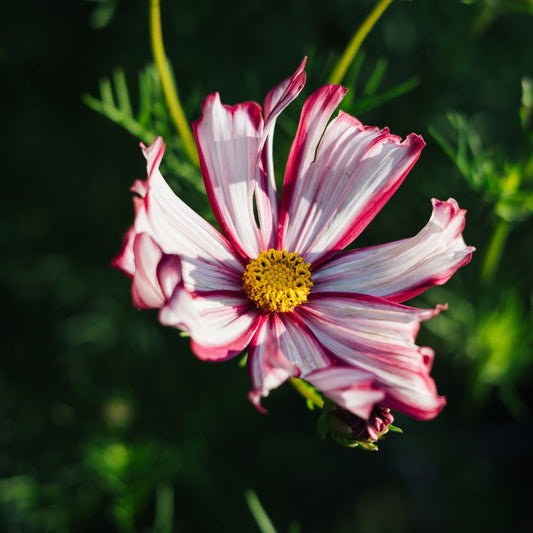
[1,0,533,531]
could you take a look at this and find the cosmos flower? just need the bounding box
[113,59,474,421]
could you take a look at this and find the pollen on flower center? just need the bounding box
[242,249,313,313]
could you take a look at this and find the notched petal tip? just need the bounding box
[140,136,166,180]
[430,198,476,255]
[404,132,426,149]
[195,92,263,129]
[140,135,165,156]
[196,91,221,115]
[248,390,268,414]
[377,130,425,160]
[381,131,425,159]
[427,302,448,319]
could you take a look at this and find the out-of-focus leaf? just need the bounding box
[430,110,533,223]
[86,0,119,30]
[467,291,531,414]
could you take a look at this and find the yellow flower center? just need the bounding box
[242,249,313,313]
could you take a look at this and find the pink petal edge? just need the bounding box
[193,95,264,258]
[248,312,331,411]
[312,197,475,302]
[256,59,308,248]
[280,107,425,264]
[305,366,386,420]
[297,293,447,420]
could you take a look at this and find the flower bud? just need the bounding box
[318,402,398,450]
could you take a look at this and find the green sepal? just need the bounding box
[388,424,403,433]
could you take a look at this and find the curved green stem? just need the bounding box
[150,0,199,167]
[290,378,324,409]
[328,0,394,85]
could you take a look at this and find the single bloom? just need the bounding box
[113,59,474,422]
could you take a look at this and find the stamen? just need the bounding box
[242,249,313,313]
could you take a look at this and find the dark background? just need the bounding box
[1,0,532,531]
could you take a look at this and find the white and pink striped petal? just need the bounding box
[161,290,263,362]
[278,84,347,248]
[313,198,475,302]
[297,294,446,420]
[280,109,424,264]
[256,59,307,248]
[248,313,331,410]
[118,232,195,338]
[130,233,181,309]
[115,137,245,294]
[112,194,151,277]
[305,367,385,419]
[193,95,264,257]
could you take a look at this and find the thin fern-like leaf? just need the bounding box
[338,50,366,109]
[113,69,133,117]
[428,124,458,164]
[138,66,154,129]
[363,57,388,96]
[353,75,419,115]
[99,77,115,107]
[82,93,155,144]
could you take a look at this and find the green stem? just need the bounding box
[244,490,277,533]
[289,378,324,409]
[328,0,394,85]
[150,0,199,167]
[154,483,174,533]
[480,219,511,285]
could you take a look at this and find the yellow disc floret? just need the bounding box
[242,249,313,313]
